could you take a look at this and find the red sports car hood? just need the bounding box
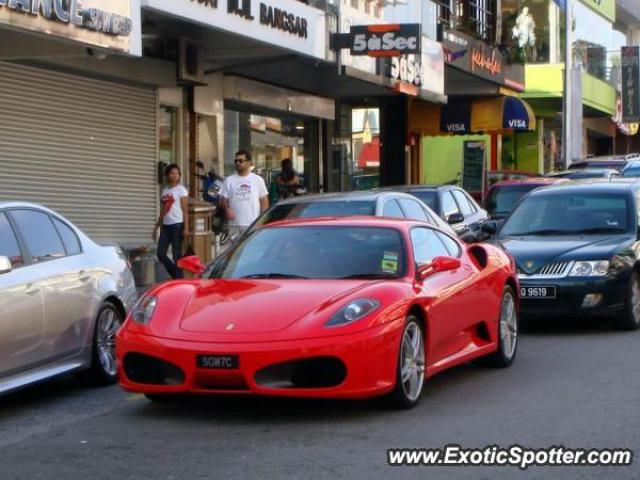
[179,279,373,334]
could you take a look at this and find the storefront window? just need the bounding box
[350,108,380,190]
[159,106,178,164]
[224,109,310,203]
[502,0,556,64]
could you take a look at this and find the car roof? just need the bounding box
[0,201,54,212]
[262,215,432,230]
[528,179,640,195]
[379,184,456,193]
[273,190,419,205]
[488,170,535,175]
[490,177,562,187]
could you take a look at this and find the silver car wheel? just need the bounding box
[96,308,121,377]
[400,322,425,402]
[500,291,518,361]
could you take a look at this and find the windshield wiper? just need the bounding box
[564,227,628,234]
[240,273,309,279]
[339,273,398,279]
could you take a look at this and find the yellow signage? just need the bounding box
[580,0,615,23]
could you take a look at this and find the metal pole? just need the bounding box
[562,0,573,169]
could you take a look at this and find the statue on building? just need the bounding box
[512,7,536,62]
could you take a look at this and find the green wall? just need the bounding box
[422,135,492,185]
[514,131,540,173]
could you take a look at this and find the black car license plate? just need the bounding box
[520,286,556,299]
[197,354,239,369]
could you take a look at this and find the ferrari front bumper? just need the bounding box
[117,320,403,399]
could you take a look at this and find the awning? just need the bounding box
[410,96,536,136]
[409,101,472,136]
[471,97,536,133]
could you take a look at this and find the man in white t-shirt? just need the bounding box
[221,150,269,234]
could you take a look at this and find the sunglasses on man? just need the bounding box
[234,157,248,163]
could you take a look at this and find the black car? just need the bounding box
[485,181,640,329]
[384,185,489,241]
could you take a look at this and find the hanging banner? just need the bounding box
[622,46,640,124]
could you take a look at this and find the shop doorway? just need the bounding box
[224,107,319,203]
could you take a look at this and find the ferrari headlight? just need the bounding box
[130,296,158,325]
[325,299,380,328]
[569,261,610,277]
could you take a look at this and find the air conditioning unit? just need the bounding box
[177,39,205,85]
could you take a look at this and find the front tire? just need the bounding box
[477,286,518,368]
[76,303,123,386]
[615,271,640,331]
[388,315,426,409]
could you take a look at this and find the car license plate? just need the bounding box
[197,354,239,369]
[520,286,556,299]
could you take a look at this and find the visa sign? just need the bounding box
[508,119,527,129]
[350,23,421,57]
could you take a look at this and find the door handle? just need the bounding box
[25,283,40,295]
[79,270,91,281]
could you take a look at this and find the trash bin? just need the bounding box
[128,246,156,287]
[184,199,214,278]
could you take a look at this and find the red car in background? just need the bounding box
[117,217,519,409]
[483,178,566,221]
[469,170,535,203]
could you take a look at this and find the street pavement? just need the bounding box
[0,316,638,480]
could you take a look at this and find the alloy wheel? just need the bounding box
[400,322,425,402]
[500,291,518,361]
[96,308,121,377]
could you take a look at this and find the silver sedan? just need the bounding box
[0,202,137,395]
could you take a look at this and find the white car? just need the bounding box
[0,202,137,395]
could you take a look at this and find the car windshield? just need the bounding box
[210,226,406,280]
[408,191,438,211]
[255,201,376,227]
[499,193,631,237]
[485,185,540,217]
[622,168,640,178]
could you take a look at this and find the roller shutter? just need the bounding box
[0,62,157,245]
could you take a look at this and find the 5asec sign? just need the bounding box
[350,24,421,57]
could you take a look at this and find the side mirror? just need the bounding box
[177,255,206,276]
[460,233,477,244]
[0,256,12,275]
[446,212,465,225]
[417,256,462,280]
[481,221,498,235]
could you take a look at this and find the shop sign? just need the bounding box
[442,30,506,85]
[470,44,502,76]
[338,4,381,75]
[348,24,421,57]
[621,46,640,124]
[142,0,325,60]
[0,0,138,54]
[384,36,444,98]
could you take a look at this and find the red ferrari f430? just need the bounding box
[117,217,518,408]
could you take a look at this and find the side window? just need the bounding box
[435,232,462,257]
[452,190,474,216]
[0,213,24,268]
[442,192,461,219]
[381,199,405,218]
[398,199,428,222]
[10,210,66,261]
[52,218,82,255]
[411,228,449,265]
[462,191,479,213]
